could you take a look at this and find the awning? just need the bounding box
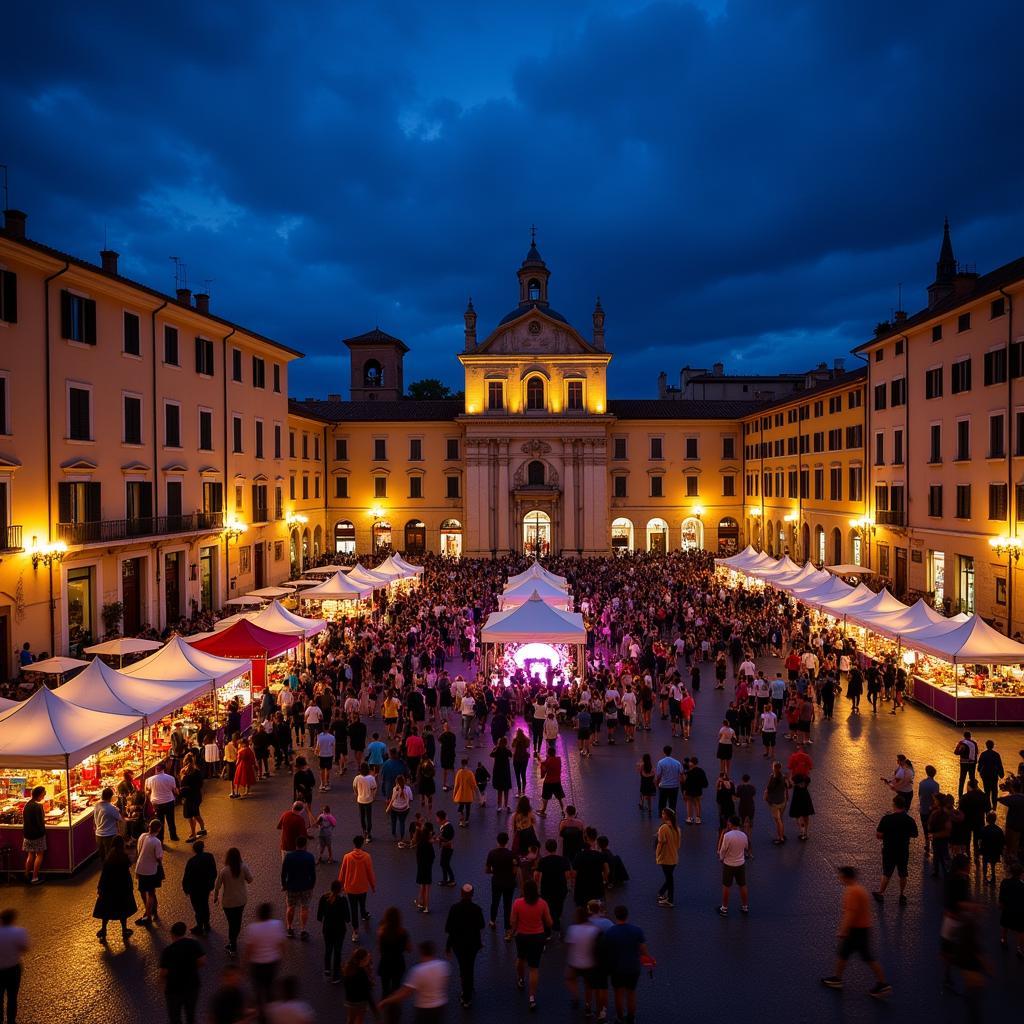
[505,561,568,589]
[499,576,574,611]
[482,593,586,644]
[390,553,424,575]
[23,656,90,675]
[300,571,373,601]
[84,637,163,657]
[249,600,328,638]
[372,555,416,580]
[224,596,265,608]
[0,685,143,769]
[188,620,301,661]
[302,565,347,576]
[904,613,1024,665]
[845,588,909,629]
[825,564,874,575]
[131,635,251,688]
[347,564,393,589]
[247,586,293,599]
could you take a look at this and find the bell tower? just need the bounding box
[517,226,551,307]
[343,327,409,401]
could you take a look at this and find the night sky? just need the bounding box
[5,1,1024,399]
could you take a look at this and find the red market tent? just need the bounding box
[188,619,300,693]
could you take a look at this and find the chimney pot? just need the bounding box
[833,357,845,372]
[100,249,119,275]
[193,292,209,314]
[176,287,192,306]
[3,210,27,239]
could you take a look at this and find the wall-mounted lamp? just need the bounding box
[286,514,308,529]
[783,512,798,524]
[29,538,67,571]
[989,535,1023,562]
[223,520,247,542]
[369,505,385,520]
[692,506,704,520]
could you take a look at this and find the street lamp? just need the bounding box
[989,535,1022,635]
[223,519,247,542]
[286,513,308,529]
[28,538,67,571]
[849,516,876,569]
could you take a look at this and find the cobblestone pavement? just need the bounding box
[5,658,1024,1024]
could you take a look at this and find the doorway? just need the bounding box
[523,510,551,557]
[404,519,426,556]
[895,547,908,598]
[254,542,265,589]
[164,551,182,627]
[200,545,216,612]
[0,609,9,683]
[122,557,145,634]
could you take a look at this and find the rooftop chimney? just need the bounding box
[193,292,209,314]
[176,287,192,306]
[100,249,119,275]
[3,210,27,239]
[833,357,845,372]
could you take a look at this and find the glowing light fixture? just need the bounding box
[989,535,1023,561]
[223,519,247,541]
[29,538,67,570]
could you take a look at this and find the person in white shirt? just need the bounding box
[717,817,750,916]
[759,709,778,756]
[315,730,336,791]
[144,765,179,842]
[352,767,378,840]
[303,702,324,747]
[379,940,451,1015]
[243,902,288,1014]
[460,694,477,745]
[739,658,757,683]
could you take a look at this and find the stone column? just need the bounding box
[561,437,576,553]
[497,438,511,553]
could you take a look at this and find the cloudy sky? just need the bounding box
[5,1,1024,399]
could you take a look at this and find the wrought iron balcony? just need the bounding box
[1,525,23,552]
[875,509,906,527]
[252,506,269,524]
[57,511,225,545]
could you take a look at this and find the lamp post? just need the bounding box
[989,535,1022,637]
[783,512,798,558]
[749,506,761,550]
[849,516,876,570]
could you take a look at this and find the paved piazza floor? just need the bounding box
[6,657,1024,1023]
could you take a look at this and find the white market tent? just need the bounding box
[715,544,761,568]
[281,578,320,589]
[817,581,878,615]
[224,596,264,608]
[950,612,972,623]
[24,656,90,676]
[53,656,213,720]
[856,597,952,639]
[845,588,909,629]
[302,565,347,576]
[752,555,800,580]
[785,568,833,595]
[505,561,568,590]
[130,635,251,689]
[247,586,293,599]
[499,576,574,612]
[775,562,822,591]
[301,571,374,602]
[0,685,142,769]
[214,612,256,631]
[84,637,163,657]
[482,593,586,644]
[390,553,424,575]
[0,697,17,713]
[792,575,856,608]
[347,564,393,589]
[249,600,328,638]
[825,564,874,575]
[373,555,417,580]
[903,613,1024,665]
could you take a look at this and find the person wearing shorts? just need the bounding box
[603,905,648,1024]
[873,795,918,905]
[316,729,336,792]
[511,881,553,1011]
[281,836,317,939]
[822,866,892,996]
[717,817,749,916]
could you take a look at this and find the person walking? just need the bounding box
[789,771,814,841]
[160,920,206,1024]
[377,906,412,1002]
[436,811,456,886]
[511,879,553,1012]
[316,879,350,984]
[955,730,980,800]
[682,756,709,825]
[341,949,377,1024]
[655,808,680,907]
[539,744,565,818]
[490,737,514,812]
[0,910,27,1024]
[821,866,893,998]
[414,822,436,914]
[378,940,451,1023]
[918,765,940,857]
[281,835,318,940]
[182,839,218,936]
[873,795,918,906]
[339,835,377,943]
[21,786,47,885]
[214,847,253,955]
[353,763,378,841]
[233,738,258,799]
[535,838,571,934]
[93,835,137,944]
[241,903,287,1022]
[717,815,750,916]
[655,746,682,814]
[93,787,123,863]
[452,759,479,827]
[603,905,649,1024]
[512,729,531,796]
[444,883,485,1008]
[135,819,165,926]
[145,764,180,842]
[485,832,517,937]
[978,739,1005,811]
[180,753,207,842]
[998,861,1024,956]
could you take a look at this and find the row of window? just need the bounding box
[611,474,733,500]
[322,474,462,501]
[52,288,283,389]
[611,436,736,462]
[58,480,228,525]
[918,482,1019,522]
[485,377,585,412]
[875,412,1024,467]
[742,388,863,434]
[334,437,462,463]
[746,466,864,503]
[873,300,1007,364]
[745,424,863,460]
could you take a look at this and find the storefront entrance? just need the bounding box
[121,557,145,634]
[404,520,426,556]
[254,542,265,589]
[200,545,216,612]
[66,565,94,654]
[523,510,551,558]
[164,551,183,627]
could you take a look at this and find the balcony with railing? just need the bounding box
[57,511,225,546]
[875,509,906,527]
[252,506,269,524]
[0,525,23,552]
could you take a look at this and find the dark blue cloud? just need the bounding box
[4,0,1024,398]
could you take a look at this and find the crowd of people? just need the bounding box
[3,550,1024,1024]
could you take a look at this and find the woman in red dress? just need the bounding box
[233,737,257,798]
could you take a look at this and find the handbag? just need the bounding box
[155,861,166,884]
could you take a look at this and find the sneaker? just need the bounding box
[529,997,537,1012]
[740,905,749,914]
[717,906,728,917]
[821,976,843,989]
[869,982,893,998]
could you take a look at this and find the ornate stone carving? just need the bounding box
[520,440,552,457]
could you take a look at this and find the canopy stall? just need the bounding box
[481,592,587,685]
[347,564,393,590]
[844,588,908,629]
[499,576,574,611]
[791,575,856,609]
[299,571,374,619]
[390,553,424,575]
[280,578,321,589]
[825,563,874,576]
[783,568,833,596]
[214,612,256,631]
[249,600,327,639]
[505,561,568,590]
[751,555,800,580]
[188,620,299,694]
[83,637,162,669]
[302,564,347,577]
[855,598,952,639]
[247,586,293,600]
[0,685,143,872]
[223,596,264,609]
[775,562,823,592]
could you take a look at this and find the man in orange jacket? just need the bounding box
[338,834,376,942]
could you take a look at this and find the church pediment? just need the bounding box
[476,309,597,356]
